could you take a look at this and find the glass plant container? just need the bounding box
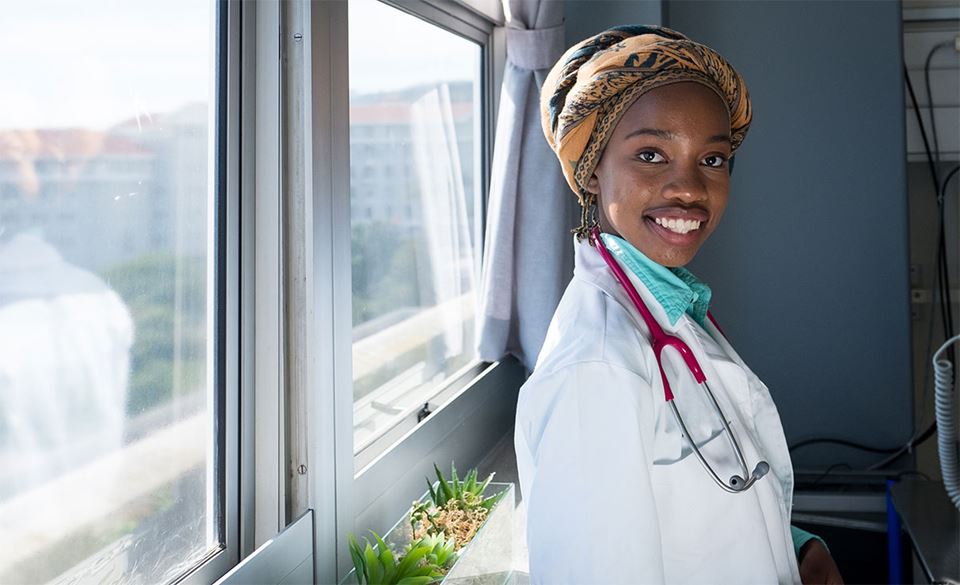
[343,482,515,585]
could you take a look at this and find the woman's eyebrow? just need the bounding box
[623,128,732,145]
[624,127,674,141]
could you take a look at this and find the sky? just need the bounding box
[348,0,479,95]
[0,0,213,130]
[0,0,477,131]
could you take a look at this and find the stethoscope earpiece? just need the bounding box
[728,462,770,491]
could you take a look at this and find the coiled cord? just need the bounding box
[932,334,960,509]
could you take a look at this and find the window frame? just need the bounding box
[303,0,522,582]
[178,0,243,583]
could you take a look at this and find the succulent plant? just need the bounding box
[347,531,458,585]
[417,532,458,569]
[410,498,439,534]
[351,463,504,584]
[425,463,504,512]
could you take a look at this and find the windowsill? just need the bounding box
[351,356,526,568]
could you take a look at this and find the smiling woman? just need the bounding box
[515,25,843,584]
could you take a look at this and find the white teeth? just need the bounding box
[654,217,702,235]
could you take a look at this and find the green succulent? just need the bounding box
[425,463,504,512]
[410,498,439,534]
[347,531,458,585]
[418,532,458,568]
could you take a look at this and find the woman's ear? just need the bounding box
[586,172,600,196]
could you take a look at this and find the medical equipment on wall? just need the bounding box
[589,227,769,494]
[932,334,960,510]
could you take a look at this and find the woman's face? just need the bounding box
[587,82,732,267]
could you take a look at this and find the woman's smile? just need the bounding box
[644,204,710,245]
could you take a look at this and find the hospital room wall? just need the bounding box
[563,0,915,469]
[564,0,663,44]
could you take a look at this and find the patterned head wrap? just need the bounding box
[540,25,752,238]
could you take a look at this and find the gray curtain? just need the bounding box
[477,0,575,372]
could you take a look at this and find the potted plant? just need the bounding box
[346,464,514,585]
[348,532,458,585]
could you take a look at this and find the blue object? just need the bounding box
[599,233,712,327]
[887,479,902,585]
[791,525,826,558]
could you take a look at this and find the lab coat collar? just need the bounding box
[573,236,686,335]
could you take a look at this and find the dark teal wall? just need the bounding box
[565,0,663,46]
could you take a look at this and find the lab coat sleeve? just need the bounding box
[519,360,665,585]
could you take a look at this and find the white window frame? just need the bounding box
[298,0,524,582]
[181,1,243,583]
[221,1,518,582]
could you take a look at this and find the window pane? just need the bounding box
[348,0,481,462]
[0,2,222,583]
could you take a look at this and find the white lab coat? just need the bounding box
[515,238,801,584]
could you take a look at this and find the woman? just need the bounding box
[514,25,843,584]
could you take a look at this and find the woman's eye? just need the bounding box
[637,151,665,163]
[702,155,727,168]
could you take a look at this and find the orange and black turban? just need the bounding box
[540,25,752,217]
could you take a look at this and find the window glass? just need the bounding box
[0,1,223,583]
[348,0,482,464]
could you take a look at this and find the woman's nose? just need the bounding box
[662,163,708,202]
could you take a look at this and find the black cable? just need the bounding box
[904,64,940,191]
[924,42,953,179]
[808,463,854,485]
[789,437,901,455]
[942,165,960,204]
[937,215,954,340]
[869,422,939,470]
[790,423,939,459]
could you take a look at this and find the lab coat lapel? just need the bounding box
[573,238,683,336]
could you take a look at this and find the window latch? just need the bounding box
[417,402,432,423]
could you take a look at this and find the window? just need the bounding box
[348,0,483,466]
[0,1,233,583]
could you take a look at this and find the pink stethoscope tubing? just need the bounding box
[588,226,769,493]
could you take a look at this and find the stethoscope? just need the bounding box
[589,226,769,494]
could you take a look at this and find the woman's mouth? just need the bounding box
[652,216,701,235]
[644,215,705,245]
